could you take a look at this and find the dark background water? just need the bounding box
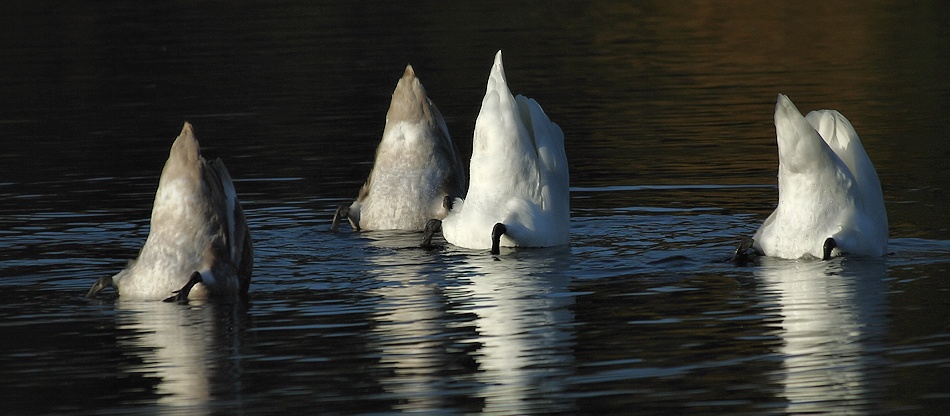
[1,1,948,414]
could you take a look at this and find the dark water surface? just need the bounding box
[2,1,949,414]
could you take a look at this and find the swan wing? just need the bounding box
[805,109,887,229]
[515,95,569,209]
[431,102,468,200]
[805,109,888,254]
[208,158,253,293]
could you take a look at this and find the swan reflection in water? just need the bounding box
[362,232,459,412]
[451,247,576,413]
[755,257,889,413]
[115,300,245,415]
[364,231,576,413]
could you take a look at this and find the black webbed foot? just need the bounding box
[421,219,443,250]
[85,275,115,298]
[822,237,838,261]
[732,237,758,266]
[330,205,359,232]
[330,205,348,232]
[163,271,203,304]
[490,223,507,255]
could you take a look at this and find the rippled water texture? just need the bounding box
[1,1,948,414]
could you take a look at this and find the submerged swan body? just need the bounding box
[752,94,887,260]
[87,123,253,301]
[332,65,467,232]
[435,51,570,253]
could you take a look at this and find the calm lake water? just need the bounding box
[2,1,949,414]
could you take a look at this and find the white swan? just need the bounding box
[332,65,467,232]
[86,123,253,301]
[425,51,570,254]
[751,94,887,260]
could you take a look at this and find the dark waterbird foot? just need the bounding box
[822,237,838,261]
[85,275,114,298]
[490,223,507,255]
[732,237,758,266]
[164,271,203,304]
[330,205,359,232]
[421,219,443,250]
[442,195,454,211]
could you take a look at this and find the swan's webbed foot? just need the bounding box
[442,195,454,211]
[330,205,347,232]
[490,223,507,255]
[822,237,838,261]
[732,237,758,266]
[330,205,359,232]
[421,219,443,250]
[85,275,115,298]
[163,271,202,304]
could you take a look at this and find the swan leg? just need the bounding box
[490,223,507,255]
[330,205,360,232]
[822,237,838,260]
[330,205,347,232]
[85,275,115,298]
[732,237,757,266]
[163,271,203,303]
[421,219,443,249]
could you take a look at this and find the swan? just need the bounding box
[331,65,467,232]
[741,94,887,261]
[86,123,253,301]
[423,51,570,254]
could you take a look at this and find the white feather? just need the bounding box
[442,51,570,250]
[347,65,467,231]
[753,94,887,259]
[106,123,252,300]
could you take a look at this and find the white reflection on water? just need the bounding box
[359,232,577,413]
[362,232,456,412]
[755,257,888,414]
[451,248,576,414]
[115,301,216,415]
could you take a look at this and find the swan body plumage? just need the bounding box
[87,123,253,301]
[752,94,887,259]
[440,51,570,251]
[333,65,467,232]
